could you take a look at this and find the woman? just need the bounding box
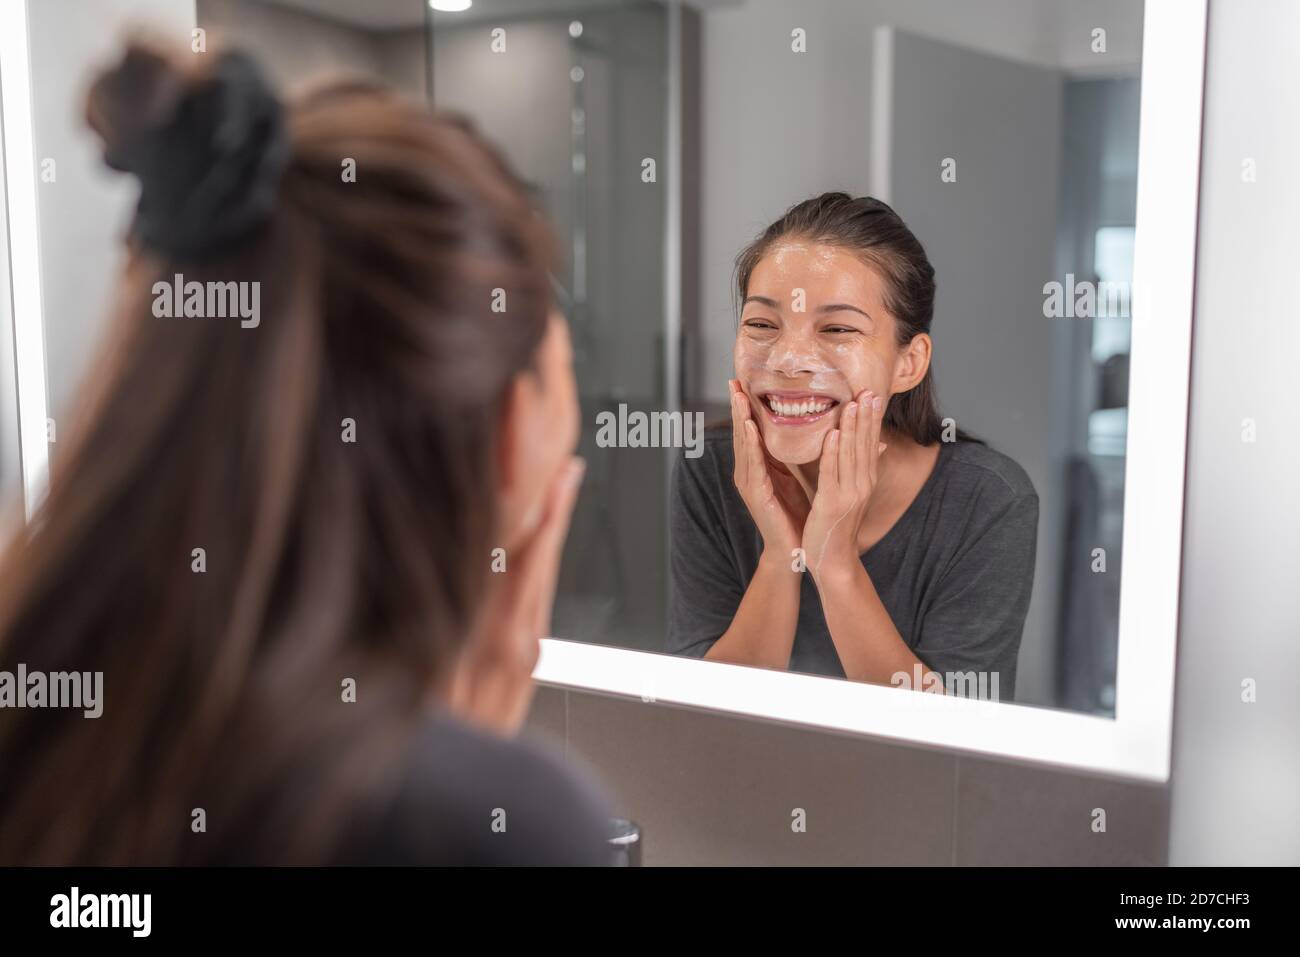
[0,43,611,864]
[668,193,1038,699]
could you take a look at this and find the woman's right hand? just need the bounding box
[730,379,809,561]
[448,456,585,737]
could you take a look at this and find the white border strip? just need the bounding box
[663,0,682,417]
[663,1,683,591]
[0,0,51,519]
[536,0,1206,784]
[869,25,893,203]
[537,639,1143,777]
[1114,0,1207,782]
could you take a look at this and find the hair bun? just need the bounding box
[87,43,290,260]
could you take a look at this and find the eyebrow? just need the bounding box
[817,303,874,321]
[742,295,874,322]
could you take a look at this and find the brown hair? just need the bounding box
[0,43,556,863]
[735,191,978,445]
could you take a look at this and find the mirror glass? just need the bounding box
[184,0,1145,717]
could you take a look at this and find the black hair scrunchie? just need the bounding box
[104,51,289,261]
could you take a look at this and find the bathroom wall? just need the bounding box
[526,0,1298,866]
[526,683,1169,865]
[197,0,426,98]
[1167,0,1300,866]
[199,0,386,90]
[26,0,196,430]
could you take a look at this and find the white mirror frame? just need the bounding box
[0,0,1204,783]
[535,0,1207,784]
[0,0,52,521]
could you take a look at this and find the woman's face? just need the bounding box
[734,240,910,465]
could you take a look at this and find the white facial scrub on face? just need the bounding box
[733,240,907,464]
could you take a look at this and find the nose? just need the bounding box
[767,329,822,377]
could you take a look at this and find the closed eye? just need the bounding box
[742,318,778,330]
[822,325,860,334]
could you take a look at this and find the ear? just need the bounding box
[891,332,932,394]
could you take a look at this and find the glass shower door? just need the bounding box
[428,0,670,651]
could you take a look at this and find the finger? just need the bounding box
[818,428,840,493]
[744,421,768,496]
[539,454,585,569]
[735,382,754,426]
[730,382,749,489]
[531,459,585,639]
[839,399,858,493]
[867,392,885,486]
[516,456,586,636]
[855,392,874,492]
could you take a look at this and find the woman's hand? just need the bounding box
[730,380,809,561]
[802,391,886,580]
[448,457,585,736]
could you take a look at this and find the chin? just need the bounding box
[759,424,833,466]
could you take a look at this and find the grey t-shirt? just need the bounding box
[336,711,615,866]
[668,427,1039,700]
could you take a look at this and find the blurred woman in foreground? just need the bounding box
[0,41,611,865]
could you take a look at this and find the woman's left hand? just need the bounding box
[801,390,886,579]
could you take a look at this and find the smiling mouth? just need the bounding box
[760,392,840,424]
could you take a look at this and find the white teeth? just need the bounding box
[767,397,832,417]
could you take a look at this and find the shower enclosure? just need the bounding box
[427,0,678,651]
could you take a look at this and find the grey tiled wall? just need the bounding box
[525,684,1169,866]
